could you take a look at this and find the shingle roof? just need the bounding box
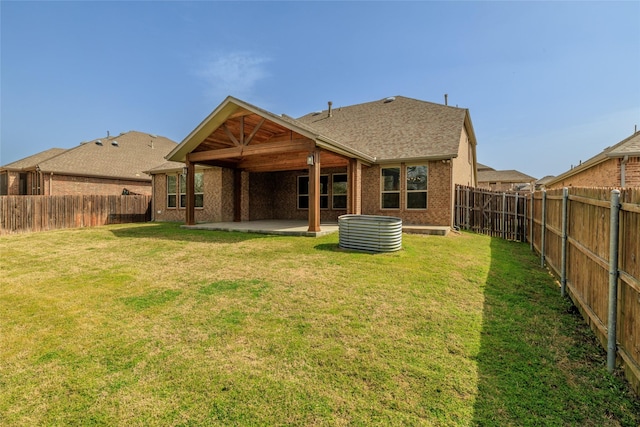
[478,169,536,183]
[36,131,177,181]
[1,148,66,171]
[295,96,471,161]
[607,131,640,157]
[477,163,495,171]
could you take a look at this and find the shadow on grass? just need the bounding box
[472,237,639,426]
[109,222,272,244]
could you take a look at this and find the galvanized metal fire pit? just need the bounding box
[338,214,402,252]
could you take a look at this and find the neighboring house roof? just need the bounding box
[477,163,495,172]
[36,131,177,181]
[1,148,66,171]
[546,131,640,186]
[167,95,476,165]
[478,169,536,183]
[296,96,474,162]
[536,175,556,185]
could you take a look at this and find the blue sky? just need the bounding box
[1,1,639,179]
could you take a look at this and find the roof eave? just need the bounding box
[375,154,458,164]
[315,135,375,164]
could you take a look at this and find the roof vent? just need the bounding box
[383,96,396,103]
[111,140,119,147]
[95,140,103,146]
[312,111,322,116]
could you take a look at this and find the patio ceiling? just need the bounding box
[187,107,350,173]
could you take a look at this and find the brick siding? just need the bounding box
[547,157,640,189]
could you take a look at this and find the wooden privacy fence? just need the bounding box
[457,185,640,394]
[531,187,640,395]
[0,195,151,235]
[454,185,529,241]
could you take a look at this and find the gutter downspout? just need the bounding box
[620,155,629,187]
[49,172,53,195]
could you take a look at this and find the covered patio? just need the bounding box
[165,96,373,233]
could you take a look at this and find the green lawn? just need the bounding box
[0,223,638,426]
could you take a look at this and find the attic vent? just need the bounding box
[312,111,322,116]
[111,140,119,147]
[150,134,157,138]
[383,96,396,103]
[95,140,103,146]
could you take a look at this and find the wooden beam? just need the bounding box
[188,147,243,162]
[242,139,315,156]
[245,118,265,145]
[222,123,240,146]
[308,149,321,233]
[239,116,245,146]
[187,139,315,163]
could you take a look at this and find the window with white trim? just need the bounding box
[406,165,427,209]
[168,172,204,209]
[381,167,401,209]
[167,175,177,208]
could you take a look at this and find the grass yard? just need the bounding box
[0,223,638,426]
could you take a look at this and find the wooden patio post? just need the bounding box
[185,159,195,225]
[308,149,321,232]
[348,158,362,214]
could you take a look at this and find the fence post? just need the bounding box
[515,193,519,241]
[607,189,621,373]
[561,187,569,297]
[465,186,471,230]
[541,190,547,267]
[530,192,534,250]
[501,192,506,239]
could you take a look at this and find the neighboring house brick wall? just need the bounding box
[623,157,640,187]
[547,159,620,189]
[5,172,21,195]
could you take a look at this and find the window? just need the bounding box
[332,174,347,209]
[381,167,400,209]
[168,172,203,209]
[167,175,177,208]
[298,175,329,209]
[0,172,7,195]
[406,165,427,209]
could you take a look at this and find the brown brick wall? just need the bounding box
[623,157,640,187]
[547,158,621,189]
[249,168,348,222]
[152,168,227,223]
[152,162,457,226]
[361,161,452,226]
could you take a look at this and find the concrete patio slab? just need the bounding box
[182,220,451,237]
[181,220,339,237]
